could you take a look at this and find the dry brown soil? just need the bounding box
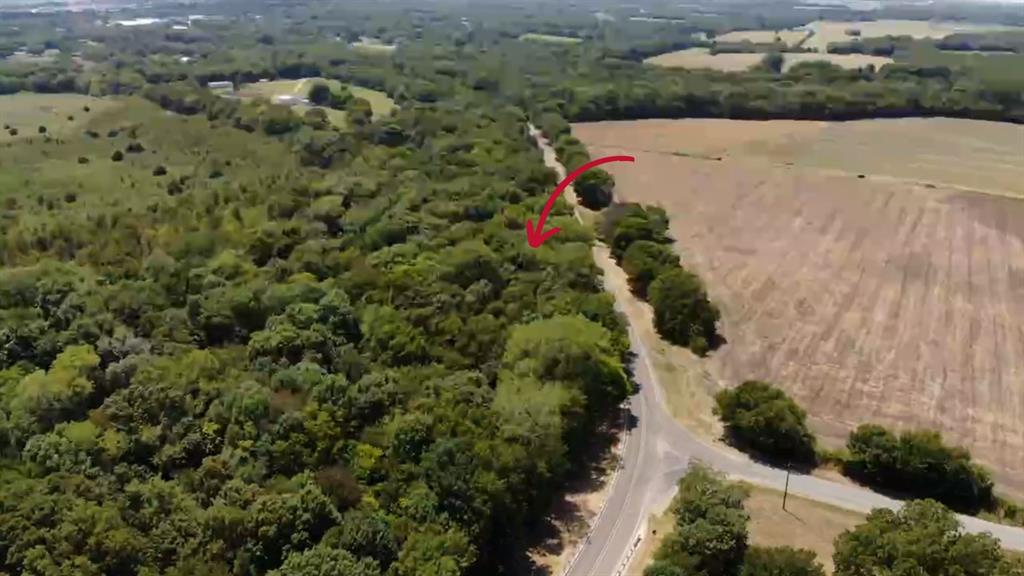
[573,118,1024,498]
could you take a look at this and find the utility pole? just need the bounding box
[782,463,791,511]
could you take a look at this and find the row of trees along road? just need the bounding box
[714,381,1004,517]
[646,465,1023,576]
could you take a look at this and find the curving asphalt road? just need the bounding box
[527,125,1024,576]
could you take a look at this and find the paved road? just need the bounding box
[527,125,1024,576]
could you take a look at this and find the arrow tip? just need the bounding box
[526,219,560,248]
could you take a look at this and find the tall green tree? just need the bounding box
[714,381,817,466]
[648,269,721,356]
[833,500,1020,576]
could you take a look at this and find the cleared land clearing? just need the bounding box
[574,118,1024,498]
[801,19,1023,52]
[0,93,119,143]
[519,33,583,44]
[645,47,891,71]
[716,29,809,47]
[235,77,396,126]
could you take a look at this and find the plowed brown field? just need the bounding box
[573,118,1024,496]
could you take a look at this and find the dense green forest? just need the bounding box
[2,0,1024,574]
[0,88,632,574]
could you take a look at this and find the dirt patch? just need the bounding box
[574,118,1024,499]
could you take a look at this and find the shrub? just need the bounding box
[308,82,333,106]
[37,125,47,134]
[761,52,785,74]
[844,424,994,512]
[111,150,124,162]
[126,141,146,154]
[714,381,817,466]
[7,128,17,136]
[153,165,168,176]
[610,211,669,260]
[107,129,120,138]
[77,156,89,165]
[648,268,720,355]
[574,168,615,210]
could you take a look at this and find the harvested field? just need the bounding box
[574,118,1024,497]
[645,48,763,71]
[716,29,809,47]
[801,19,1023,52]
[644,47,892,71]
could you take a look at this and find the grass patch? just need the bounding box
[519,33,583,45]
[741,483,864,574]
[0,93,118,144]
[351,37,397,54]
[0,96,298,239]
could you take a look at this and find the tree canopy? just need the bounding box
[714,380,818,466]
[833,500,1022,576]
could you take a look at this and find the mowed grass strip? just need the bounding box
[519,33,583,44]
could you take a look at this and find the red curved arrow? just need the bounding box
[526,154,636,248]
